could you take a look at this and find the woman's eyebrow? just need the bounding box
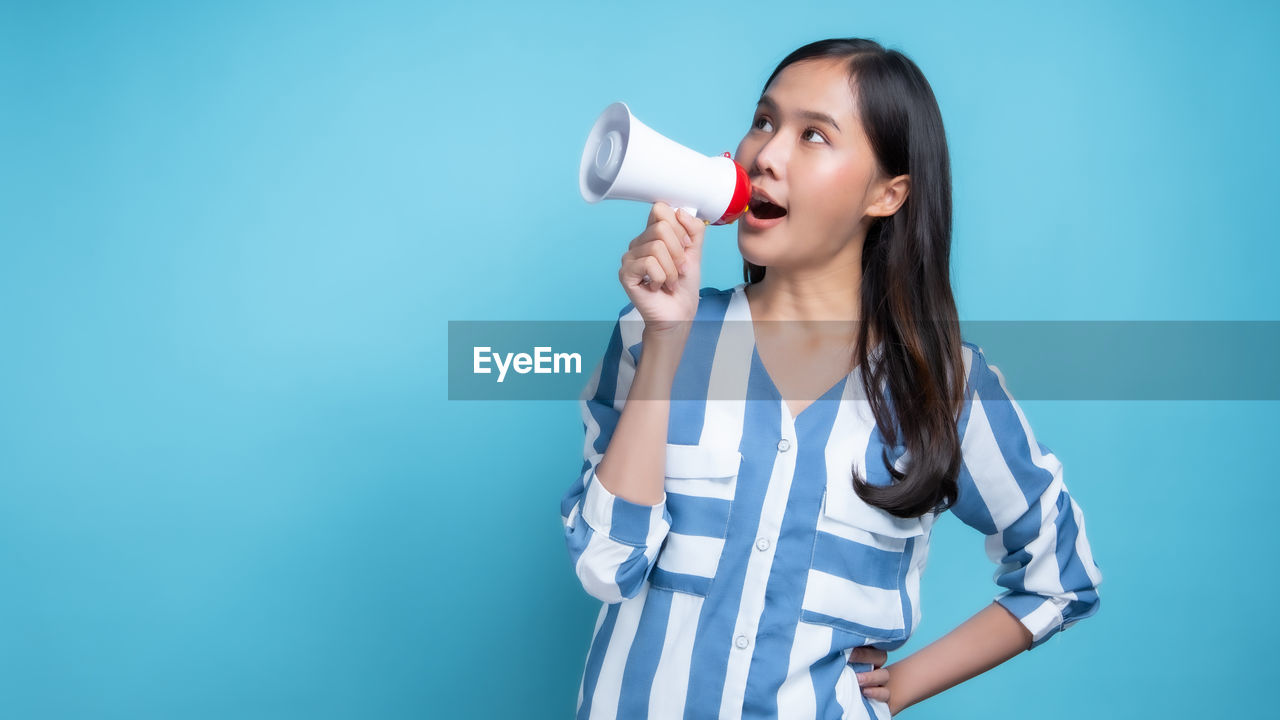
[755,95,841,132]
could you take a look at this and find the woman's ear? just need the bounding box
[866,174,910,217]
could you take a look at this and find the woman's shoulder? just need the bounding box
[957,340,988,391]
[957,340,1025,404]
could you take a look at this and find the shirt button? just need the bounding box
[755,537,770,552]
[777,438,791,452]
[735,634,750,649]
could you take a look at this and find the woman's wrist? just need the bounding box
[641,325,690,362]
[642,321,692,343]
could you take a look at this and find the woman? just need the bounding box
[561,37,1103,719]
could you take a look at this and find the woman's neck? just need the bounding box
[745,260,876,347]
[748,250,860,308]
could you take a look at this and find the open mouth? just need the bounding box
[749,195,788,219]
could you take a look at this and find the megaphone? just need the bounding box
[579,101,751,226]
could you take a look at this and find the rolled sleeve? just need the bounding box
[560,303,671,603]
[951,345,1104,651]
[580,454,671,548]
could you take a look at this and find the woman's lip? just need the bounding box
[742,206,786,231]
[750,187,785,208]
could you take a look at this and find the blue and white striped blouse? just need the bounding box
[560,282,1103,720]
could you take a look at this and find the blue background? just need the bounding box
[2,0,1276,717]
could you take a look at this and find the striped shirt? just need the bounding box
[560,282,1103,720]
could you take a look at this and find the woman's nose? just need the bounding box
[752,136,784,179]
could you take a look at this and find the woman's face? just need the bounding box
[734,57,907,271]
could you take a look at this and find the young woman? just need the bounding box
[560,37,1103,719]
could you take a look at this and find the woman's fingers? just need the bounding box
[851,646,891,700]
[855,667,890,687]
[639,256,668,291]
[855,666,891,702]
[674,207,705,247]
[851,646,887,669]
[646,201,683,233]
[620,201,699,297]
[640,202,692,245]
[860,684,890,702]
[642,239,680,291]
[620,253,668,292]
[631,208,690,266]
[623,238,682,292]
[653,221,689,265]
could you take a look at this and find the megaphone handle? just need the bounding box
[678,206,711,227]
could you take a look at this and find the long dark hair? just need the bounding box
[744,38,964,519]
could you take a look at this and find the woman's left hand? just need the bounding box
[850,646,890,703]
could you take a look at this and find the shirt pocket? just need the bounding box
[799,478,925,643]
[648,441,742,598]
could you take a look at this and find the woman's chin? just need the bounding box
[737,232,785,268]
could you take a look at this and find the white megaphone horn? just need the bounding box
[579,101,751,226]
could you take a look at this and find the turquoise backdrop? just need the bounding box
[2,1,1276,718]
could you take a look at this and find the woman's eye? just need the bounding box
[751,116,825,144]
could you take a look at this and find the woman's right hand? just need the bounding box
[618,202,706,334]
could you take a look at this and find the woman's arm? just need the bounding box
[560,320,690,604]
[875,345,1102,711]
[884,601,1031,715]
[593,325,689,505]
